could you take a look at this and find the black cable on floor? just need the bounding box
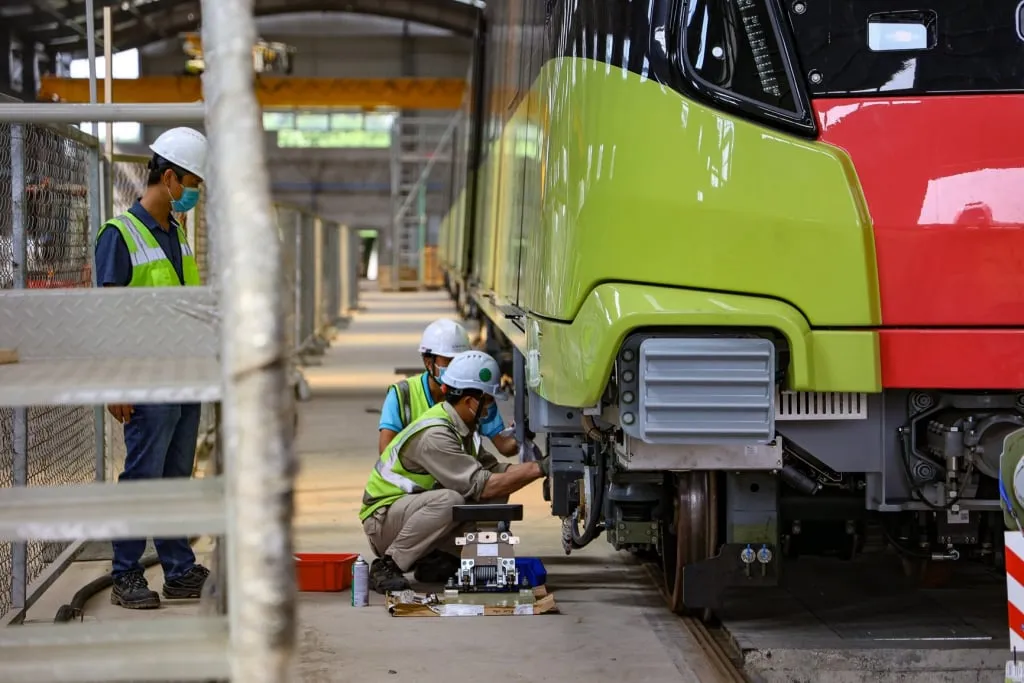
[53,536,202,623]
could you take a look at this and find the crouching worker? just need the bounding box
[378,318,520,458]
[359,350,550,593]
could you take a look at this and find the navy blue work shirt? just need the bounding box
[94,199,185,287]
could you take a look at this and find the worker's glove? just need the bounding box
[538,455,551,477]
[500,421,537,442]
[519,438,543,463]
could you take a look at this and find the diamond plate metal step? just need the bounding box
[0,477,226,542]
[0,286,221,406]
[0,286,220,359]
[0,356,221,407]
[1,616,230,682]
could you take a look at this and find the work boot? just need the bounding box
[369,555,411,594]
[111,570,160,610]
[162,564,210,600]
[413,550,461,584]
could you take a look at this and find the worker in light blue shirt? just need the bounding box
[377,318,519,457]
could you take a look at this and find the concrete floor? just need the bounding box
[24,285,724,682]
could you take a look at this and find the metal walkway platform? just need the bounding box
[25,286,725,683]
[19,285,1015,682]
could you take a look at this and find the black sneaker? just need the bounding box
[111,570,160,610]
[413,550,461,583]
[369,555,411,594]
[162,564,210,599]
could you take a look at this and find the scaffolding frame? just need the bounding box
[0,0,296,680]
[386,112,460,291]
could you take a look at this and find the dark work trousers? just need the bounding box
[111,402,202,581]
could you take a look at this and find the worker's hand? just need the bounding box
[500,374,514,393]
[107,404,134,424]
[519,438,542,463]
[502,421,537,442]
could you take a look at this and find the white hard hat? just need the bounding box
[149,127,208,181]
[442,351,507,400]
[419,319,471,358]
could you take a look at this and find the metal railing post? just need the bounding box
[294,211,304,351]
[416,183,426,289]
[313,217,323,340]
[201,0,296,677]
[87,145,107,482]
[9,123,28,617]
[349,226,360,312]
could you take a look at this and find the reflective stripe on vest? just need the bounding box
[98,212,201,288]
[359,402,478,522]
[390,372,432,430]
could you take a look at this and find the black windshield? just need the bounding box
[788,0,1024,96]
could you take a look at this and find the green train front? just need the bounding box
[438,0,1024,611]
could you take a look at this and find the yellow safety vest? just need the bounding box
[97,211,201,287]
[360,402,477,522]
[389,372,434,429]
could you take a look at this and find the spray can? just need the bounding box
[351,555,370,607]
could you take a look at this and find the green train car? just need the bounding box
[438,0,1024,613]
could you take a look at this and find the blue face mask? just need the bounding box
[171,186,200,213]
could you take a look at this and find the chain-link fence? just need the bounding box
[0,122,359,622]
[0,121,100,618]
[275,205,359,360]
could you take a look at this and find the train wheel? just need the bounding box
[661,471,718,620]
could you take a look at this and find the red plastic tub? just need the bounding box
[294,553,359,592]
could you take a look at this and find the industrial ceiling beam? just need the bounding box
[16,0,479,54]
[39,75,468,110]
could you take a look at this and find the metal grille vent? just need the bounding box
[629,337,776,444]
[775,391,867,421]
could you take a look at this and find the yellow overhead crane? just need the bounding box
[38,75,467,110]
[39,32,465,110]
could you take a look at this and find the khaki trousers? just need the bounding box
[363,489,466,572]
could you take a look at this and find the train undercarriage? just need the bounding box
[484,323,1018,616]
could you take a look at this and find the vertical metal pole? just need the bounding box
[350,227,360,311]
[389,118,401,291]
[313,218,323,339]
[10,124,28,614]
[102,6,113,163]
[87,144,107,482]
[294,212,303,350]
[202,0,296,676]
[84,0,98,138]
[338,224,349,319]
[417,183,426,290]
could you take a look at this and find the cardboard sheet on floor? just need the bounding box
[386,585,558,617]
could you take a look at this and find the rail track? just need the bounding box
[644,562,748,683]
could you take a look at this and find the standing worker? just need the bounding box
[94,127,210,610]
[360,351,550,593]
[377,318,521,457]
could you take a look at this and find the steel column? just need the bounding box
[201,0,296,677]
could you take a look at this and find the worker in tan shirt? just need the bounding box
[358,350,549,593]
